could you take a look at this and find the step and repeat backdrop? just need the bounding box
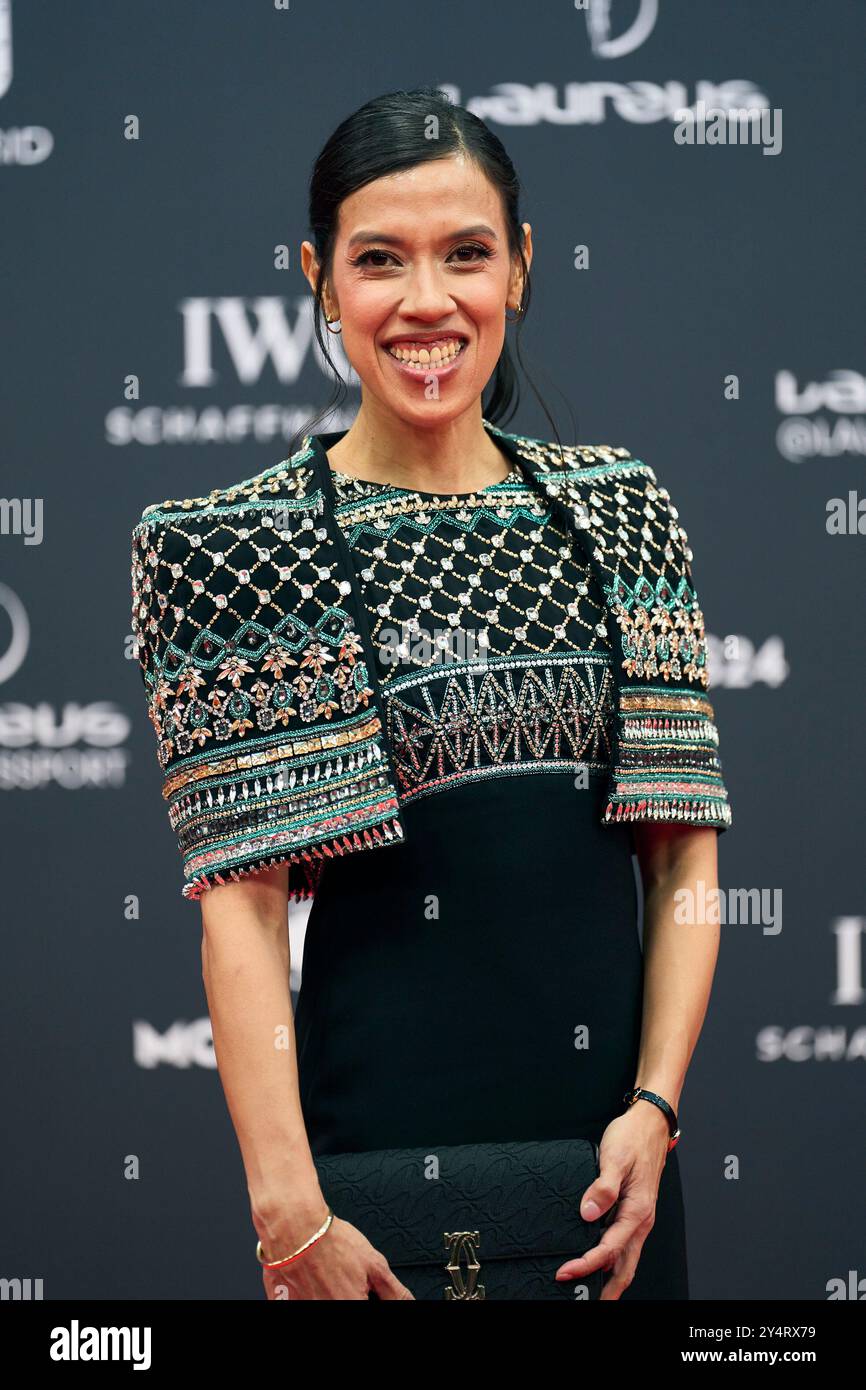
[1,1,863,1300]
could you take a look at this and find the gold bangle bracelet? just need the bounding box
[256,1208,334,1270]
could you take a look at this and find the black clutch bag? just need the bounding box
[312,1136,607,1301]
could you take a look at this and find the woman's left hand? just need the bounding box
[555,1101,672,1300]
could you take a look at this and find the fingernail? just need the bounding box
[582,1200,600,1220]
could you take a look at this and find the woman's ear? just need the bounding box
[509,222,532,305]
[300,241,321,297]
[301,244,338,320]
[520,221,533,272]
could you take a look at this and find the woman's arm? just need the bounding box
[199,867,414,1300]
[199,866,327,1253]
[555,824,721,1299]
[631,823,721,1113]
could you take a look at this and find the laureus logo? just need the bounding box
[584,0,658,59]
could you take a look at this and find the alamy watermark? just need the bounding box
[674,101,782,155]
[378,622,490,668]
[0,498,43,544]
[674,880,782,934]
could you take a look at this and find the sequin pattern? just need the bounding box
[328,461,618,802]
[505,428,731,828]
[129,420,732,903]
[130,450,405,902]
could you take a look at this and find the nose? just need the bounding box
[399,260,456,322]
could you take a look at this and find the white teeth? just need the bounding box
[385,339,465,365]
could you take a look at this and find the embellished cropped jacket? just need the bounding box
[129,419,733,903]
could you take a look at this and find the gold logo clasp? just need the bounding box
[443,1230,485,1300]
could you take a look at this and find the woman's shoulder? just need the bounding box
[497,425,699,578]
[131,439,318,535]
[485,419,655,484]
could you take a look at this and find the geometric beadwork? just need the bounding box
[129,417,732,903]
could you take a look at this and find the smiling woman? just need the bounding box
[131,85,732,1303]
[293,96,537,497]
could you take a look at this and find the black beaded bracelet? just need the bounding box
[622,1086,681,1151]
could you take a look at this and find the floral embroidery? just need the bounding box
[606,573,709,687]
[145,628,374,764]
[293,634,373,723]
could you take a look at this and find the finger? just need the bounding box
[368,1262,416,1300]
[578,1172,623,1222]
[599,1233,644,1301]
[555,1201,650,1280]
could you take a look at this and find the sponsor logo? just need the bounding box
[436,79,771,129]
[105,296,354,446]
[133,1019,216,1069]
[0,591,132,788]
[0,582,29,684]
[756,919,866,1063]
[583,0,659,60]
[0,0,12,100]
[776,370,866,460]
[708,633,789,689]
[0,3,55,166]
[0,700,131,788]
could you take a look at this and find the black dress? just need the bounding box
[293,442,689,1300]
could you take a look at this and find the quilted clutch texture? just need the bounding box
[313,1137,606,1301]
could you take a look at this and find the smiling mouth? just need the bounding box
[383,338,467,367]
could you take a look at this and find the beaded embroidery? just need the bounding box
[328,463,617,802]
[130,450,405,903]
[130,419,732,902]
[486,424,731,829]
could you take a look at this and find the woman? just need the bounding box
[130,88,732,1301]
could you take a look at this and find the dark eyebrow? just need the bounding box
[346,224,499,249]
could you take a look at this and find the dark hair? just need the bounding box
[290,86,567,457]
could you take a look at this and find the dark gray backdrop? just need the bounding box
[1,0,864,1300]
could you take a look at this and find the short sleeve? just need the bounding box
[129,506,337,903]
[600,466,733,833]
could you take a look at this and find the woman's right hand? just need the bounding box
[261,1215,416,1300]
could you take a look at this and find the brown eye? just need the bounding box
[352,249,397,267]
[450,243,493,262]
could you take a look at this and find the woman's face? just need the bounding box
[302,153,532,427]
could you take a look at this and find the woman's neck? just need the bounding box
[324,406,512,494]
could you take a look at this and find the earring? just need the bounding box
[324,309,342,335]
[505,299,523,322]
